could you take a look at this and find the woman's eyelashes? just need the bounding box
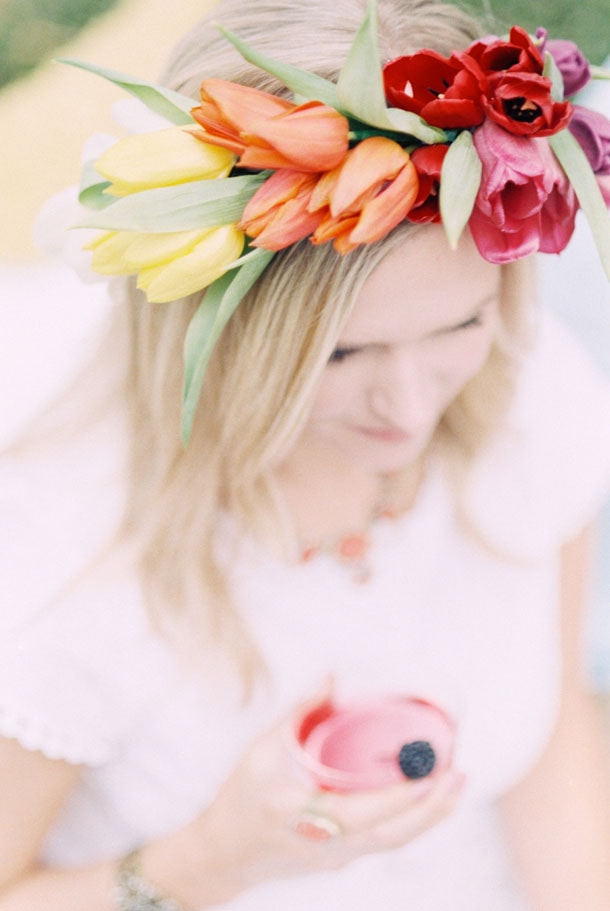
[328,310,487,363]
[328,345,360,364]
[452,312,484,332]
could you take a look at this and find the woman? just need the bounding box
[1,0,610,908]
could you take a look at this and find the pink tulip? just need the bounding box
[469,119,578,262]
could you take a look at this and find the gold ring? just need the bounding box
[293,808,344,841]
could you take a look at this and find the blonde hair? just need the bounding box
[161,0,485,96]
[103,0,533,689]
[19,0,533,689]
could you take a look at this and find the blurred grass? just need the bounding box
[0,0,217,260]
[468,0,610,63]
[0,0,120,87]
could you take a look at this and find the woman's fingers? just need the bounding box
[358,771,466,848]
[288,771,465,860]
[306,768,462,834]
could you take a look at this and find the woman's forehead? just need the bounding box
[346,227,501,340]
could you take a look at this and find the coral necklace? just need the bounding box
[299,502,398,584]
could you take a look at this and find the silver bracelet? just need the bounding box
[115,848,185,911]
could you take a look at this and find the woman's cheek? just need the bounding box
[434,331,497,402]
[307,368,360,420]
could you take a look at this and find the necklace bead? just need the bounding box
[298,504,397,583]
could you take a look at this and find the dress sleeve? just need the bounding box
[0,583,154,765]
[0,417,170,766]
[465,308,610,560]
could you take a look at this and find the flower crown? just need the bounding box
[61,0,610,443]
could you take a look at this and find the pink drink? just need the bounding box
[293,695,455,791]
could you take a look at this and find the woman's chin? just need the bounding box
[336,432,431,476]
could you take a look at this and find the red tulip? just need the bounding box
[462,27,571,138]
[383,50,486,129]
[482,71,572,137]
[408,144,449,223]
[466,26,544,77]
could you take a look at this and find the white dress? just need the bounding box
[1,308,610,910]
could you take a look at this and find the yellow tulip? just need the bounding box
[87,225,245,302]
[87,230,136,274]
[95,127,235,196]
[121,230,208,269]
[137,225,244,302]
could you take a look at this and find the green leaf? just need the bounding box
[181,248,275,444]
[543,51,565,102]
[336,0,384,121]
[217,26,340,109]
[383,109,447,144]
[58,58,195,125]
[78,160,113,210]
[336,0,445,142]
[219,246,274,272]
[439,130,482,249]
[219,8,443,143]
[549,129,610,281]
[79,174,266,232]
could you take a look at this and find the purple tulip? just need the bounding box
[598,175,610,206]
[546,39,591,96]
[569,104,610,175]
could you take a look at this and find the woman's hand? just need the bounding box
[0,689,463,911]
[144,692,465,909]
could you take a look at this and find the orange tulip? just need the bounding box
[239,169,324,250]
[309,136,419,252]
[191,79,349,172]
[309,211,361,254]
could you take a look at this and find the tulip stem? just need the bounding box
[348,127,460,147]
[590,65,610,81]
[348,126,421,151]
[348,127,403,143]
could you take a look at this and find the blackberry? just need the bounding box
[398,740,436,779]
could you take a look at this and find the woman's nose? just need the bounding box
[367,350,432,430]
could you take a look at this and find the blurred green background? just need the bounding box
[469,0,610,64]
[1,0,608,88]
[0,0,119,88]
